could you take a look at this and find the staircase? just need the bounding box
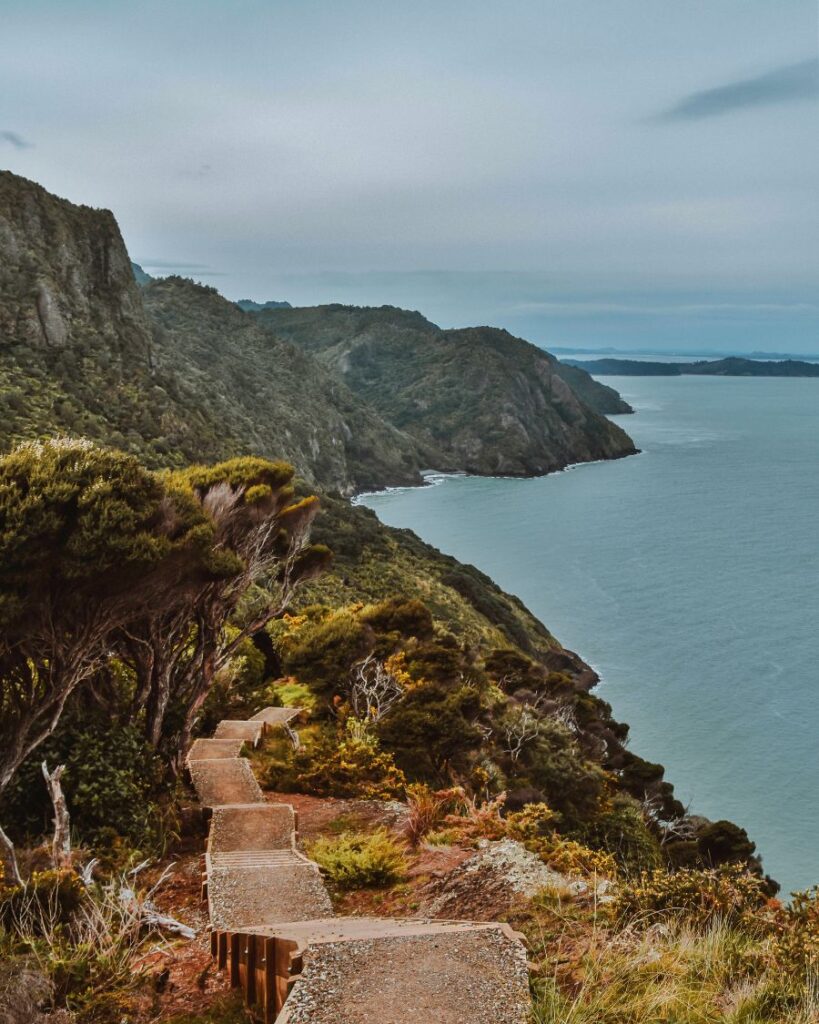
[187,708,530,1023]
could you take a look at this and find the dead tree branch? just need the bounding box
[41,761,71,869]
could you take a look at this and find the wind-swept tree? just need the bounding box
[0,438,210,881]
[119,457,331,761]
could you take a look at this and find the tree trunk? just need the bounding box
[42,762,72,869]
[0,823,23,887]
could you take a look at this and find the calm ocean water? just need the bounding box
[359,376,819,895]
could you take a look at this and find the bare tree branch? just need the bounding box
[41,762,71,869]
[348,655,405,725]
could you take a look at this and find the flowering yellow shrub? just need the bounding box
[615,865,769,926]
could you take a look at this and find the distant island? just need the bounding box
[563,356,819,377]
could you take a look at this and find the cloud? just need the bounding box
[0,130,33,149]
[657,58,819,121]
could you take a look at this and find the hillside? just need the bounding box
[142,277,423,494]
[0,171,637,493]
[0,172,422,494]
[253,304,637,476]
[566,356,819,377]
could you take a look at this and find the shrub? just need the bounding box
[309,829,407,889]
[378,682,483,782]
[266,677,316,712]
[268,736,406,800]
[402,784,464,846]
[571,796,662,873]
[769,887,819,973]
[615,865,769,926]
[0,869,86,930]
[535,836,617,879]
[506,802,559,842]
[1,721,167,851]
[360,597,434,639]
[281,609,372,700]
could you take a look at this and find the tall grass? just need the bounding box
[530,914,818,1024]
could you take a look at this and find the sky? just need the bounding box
[2,0,819,353]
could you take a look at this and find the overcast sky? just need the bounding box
[3,0,819,352]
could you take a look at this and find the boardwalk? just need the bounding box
[187,708,530,1023]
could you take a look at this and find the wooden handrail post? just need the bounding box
[245,934,257,1006]
[229,932,241,988]
[263,936,277,1023]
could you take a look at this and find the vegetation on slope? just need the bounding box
[1,171,635,496]
[255,304,637,475]
[142,277,423,494]
[0,173,422,493]
[0,172,801,1024]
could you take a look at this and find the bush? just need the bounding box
[535,836,617,878]
[402,784,464,846]
[1,721,167,851]
[265,735,406,800]
[571,796,662,873]
[280,609,372,700]
[309,829,407,889]
[615,865,769,926]
[506,802,559,841]
[360,597,434,639]
[0,869,86,930]
[378,682,483,782]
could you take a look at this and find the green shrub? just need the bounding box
[309,829,407,889]
[571,796,662,873]
[0,869,85,930]
[261,729,406,800]
[378,682,483,782]
[615,865,769,926]
[360,597,434,639]
[281,609,372,699]
[1,718,167,851]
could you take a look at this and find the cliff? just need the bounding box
[0,172,422,494]
[254,304,638,476]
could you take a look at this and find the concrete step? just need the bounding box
[188,758,265,808]
[208,804,297,855]
[208,861,333,932]
[214,719,265,746]
[187,738,245,762]
[250,706,303,727]
[215,918,529,1024]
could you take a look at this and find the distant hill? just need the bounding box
[565,356,819,377]
[253,304,637,477]
[0,170,637,491]
[236,298,292,311]
[130,261,153,286]
[143,278,423,493]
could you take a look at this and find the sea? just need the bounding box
[358,374,819,895]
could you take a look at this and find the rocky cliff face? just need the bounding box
[0,172,635,490]
[0,173,422,493]
[0,172,152,358]
[254,305,637,476]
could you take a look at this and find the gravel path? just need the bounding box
[187,758,264,808]
[208,861,333,931]
[278,928,530,1024]
[208,804,296,853]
